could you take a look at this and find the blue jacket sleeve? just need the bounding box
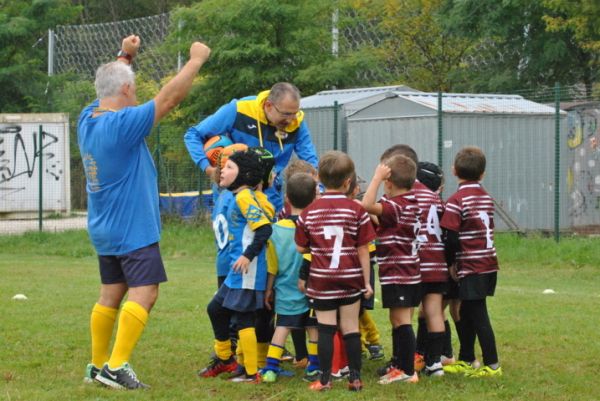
[293,121,318,168]
[184,100,237,171]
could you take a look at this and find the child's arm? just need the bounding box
[297,256,311,293]
[232,223,273,273]
[264,273,276,310]
[362,163,390,216]
[444,229,460,281]
[357,244,373,299]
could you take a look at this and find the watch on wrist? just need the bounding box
[117,50,132,62]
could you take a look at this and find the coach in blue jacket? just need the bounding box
[184,82,318,212]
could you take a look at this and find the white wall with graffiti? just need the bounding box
[565,103,600,228]
[0,114,71,214]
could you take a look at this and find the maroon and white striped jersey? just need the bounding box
[412,181,449,283]
[440,182,499,278]
[375,193,422,285]
[295,192,376,300]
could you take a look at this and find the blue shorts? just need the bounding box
[98,243,167,287]
[276,310,317,329]
[213,284,265,313]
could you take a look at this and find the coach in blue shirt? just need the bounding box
[77,35,210,390]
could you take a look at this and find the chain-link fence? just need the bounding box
[1,11,599,238]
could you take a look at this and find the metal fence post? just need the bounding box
[47,29,54,76]
[554,83,560,242]
[437,92,443,168]
[333,101,339,151]
[38,125,43,231]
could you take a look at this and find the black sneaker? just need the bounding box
[83,363,100,383]
[94,363,149,390]
[376,358,398,377]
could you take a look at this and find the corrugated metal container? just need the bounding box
[346,92,569,231]
[301,86,417,155]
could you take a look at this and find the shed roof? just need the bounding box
[301,85,417,109]
[392,91,561,115]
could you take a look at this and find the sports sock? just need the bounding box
[464,299,498,366]
[108,301,148,369]
[215,339,233,361]
[397,324,416,376]
[265,343,284,372]
[391,326,400,366]
[307,340,319,372]
[343,332,362,378]
[238,327,258,375]
[90,303,118,367]
[257,342,269,369]
[442,319,453,357]
[456,308,476,363]
[291,329,308,360]
[425,331,444,367]
[415,317,427,355]
[235,340,244,367]
[317,323,337,384]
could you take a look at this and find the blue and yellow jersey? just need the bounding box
[183,90,318,211]
[266,219,309,315]
[224,188,273,291]
[212,188,235,278]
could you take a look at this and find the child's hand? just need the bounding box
[449,264,458,282]
[374,163,391,181]
[363,283,373,299]
[298,279,306,294]
[264,288,273,310]
[233,256,251,274]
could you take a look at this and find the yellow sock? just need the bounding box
[360,310,381,345]
[307,340,318,358]
[90,303,118,367]
[215,339,233,361]
[236,341,244,367]
[257,342,269,369]
[108,301,148,369]
[238,328,258,375]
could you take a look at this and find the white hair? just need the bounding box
[94,61,135,99]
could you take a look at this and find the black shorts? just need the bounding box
[99,243,167,287]
[276,310,318,329]
[309,294,362,311]
[444,279,460,300]
[381,284,422,308]
[459,272,497,301]
[421,281,449,295]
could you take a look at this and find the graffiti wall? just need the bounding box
[0,114,70,213]
[566,103,600,228]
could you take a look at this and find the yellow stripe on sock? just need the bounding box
[215,339,233,361]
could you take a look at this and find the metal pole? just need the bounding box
[333,101,339,151]
[38,125,43,231]
[47,29,54,76]
[177,20,183,71]
[331,8,339,58]
[437,91,443,168]
[554,83,560,242]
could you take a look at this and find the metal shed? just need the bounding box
[346,91,569,231]
[301,85,417,155]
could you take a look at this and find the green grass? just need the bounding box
[1,226,599,400]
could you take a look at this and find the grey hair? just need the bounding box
[268,82,301,103]
[94,61,135,99]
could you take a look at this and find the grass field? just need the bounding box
[1,225,599,401]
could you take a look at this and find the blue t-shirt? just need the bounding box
[212,188,235,278]
[77,99,159,255]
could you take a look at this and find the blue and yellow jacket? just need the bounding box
[184,90,318,211]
